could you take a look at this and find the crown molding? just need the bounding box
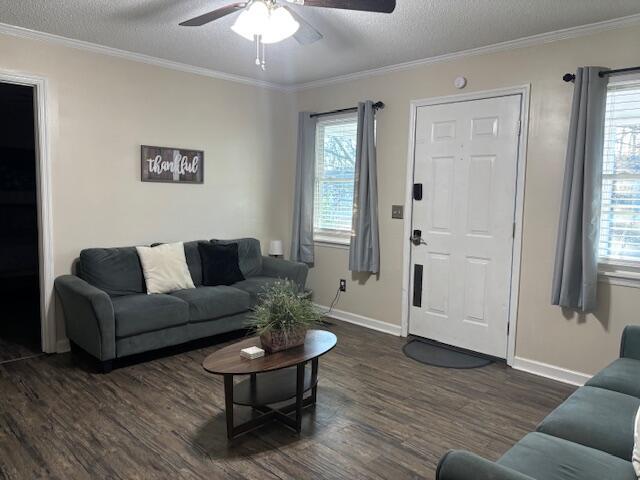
[1,13,640,93]
[292,13,640,91]
[0,22,288,92]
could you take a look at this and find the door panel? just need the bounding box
[409,95,521,358]
[430,156,454,231]
[463,256,489,325]
[425,252,450,316]
[466,155,494,235]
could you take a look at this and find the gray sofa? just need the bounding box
[436,325,640,480]
[55,238,308,371]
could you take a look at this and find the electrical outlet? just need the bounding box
[339,279,346,292]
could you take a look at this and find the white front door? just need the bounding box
[408,95,522,358]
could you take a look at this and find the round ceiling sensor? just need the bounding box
[454,76,467,89]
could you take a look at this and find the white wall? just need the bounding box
[0,32,297,343]
[295,24,640,375]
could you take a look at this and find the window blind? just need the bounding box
[313,115,358,241]
[599,82,640,262]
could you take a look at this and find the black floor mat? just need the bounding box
[403,338,493,369]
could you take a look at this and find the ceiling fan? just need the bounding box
[179,0,396,70]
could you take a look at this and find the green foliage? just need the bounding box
[249,282,322,337]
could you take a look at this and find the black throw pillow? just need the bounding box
[198,241,245,286]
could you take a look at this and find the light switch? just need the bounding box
[392,205,404,219]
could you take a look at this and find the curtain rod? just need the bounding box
[310,101,385,118]
[563,66,640,83]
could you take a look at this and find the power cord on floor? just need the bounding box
[319,286,341,326]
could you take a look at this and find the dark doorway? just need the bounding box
[0,82,41,362]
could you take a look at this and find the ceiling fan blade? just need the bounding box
[283,6,324,45]
[179,2,247,26]
[287,0,395,13]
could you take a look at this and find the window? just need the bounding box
[598,80,640,266]
[313,114,358,244]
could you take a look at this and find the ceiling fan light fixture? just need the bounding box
[231,1,299,44]
[230,0,270,40]
[230,14,254,41]
[261,6,300,44]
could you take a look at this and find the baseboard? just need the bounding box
[511,356,591,386]
[56,338,70,353]
[314,304,402,336]
[313,306,590,385]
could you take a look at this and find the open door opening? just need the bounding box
[0,81,42,362]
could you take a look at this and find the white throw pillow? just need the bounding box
[634,406,640,478]
[136,242,195,294]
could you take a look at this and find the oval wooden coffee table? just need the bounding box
[203,329,337,440]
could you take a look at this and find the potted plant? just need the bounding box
[249,281,322,353]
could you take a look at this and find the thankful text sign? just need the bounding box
[141,145,204,184]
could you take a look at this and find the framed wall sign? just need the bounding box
[141,145,204,184]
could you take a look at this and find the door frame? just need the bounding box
[400,85,531,365]
[0,70,56,354]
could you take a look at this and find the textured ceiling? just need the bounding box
[1,0,640,86]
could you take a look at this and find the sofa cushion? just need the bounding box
[80,247,145,296]
[211,238,262,277]
[198,242,245,286]
[498,432,636,480]
[115,324,190,358]
[587,358,640,399]
[112,294,189,338]
[171,286,250,322]
[136,242,196,294]
[232,276,282,305]
[188,314,250,341]
[184,240,205,286]
[537,386,640,460]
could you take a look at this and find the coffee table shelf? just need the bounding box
[233,367,316,407]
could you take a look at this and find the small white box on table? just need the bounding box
[240,346,265,360]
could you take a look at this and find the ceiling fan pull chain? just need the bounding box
[261,41,266,71]
[255,35,261,66]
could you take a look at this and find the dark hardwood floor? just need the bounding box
[0,337,41,365]
[0,275,42,364]
[0,320,575,479]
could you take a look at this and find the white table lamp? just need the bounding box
[269,240,284,258]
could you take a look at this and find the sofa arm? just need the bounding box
[436,451,535,480]
[620,325,640,360]
[261,256,309,291]
[54,275,116,361]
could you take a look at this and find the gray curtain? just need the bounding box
[551,66,609,311]
[290,112,317,264]
[349,101,380,273]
